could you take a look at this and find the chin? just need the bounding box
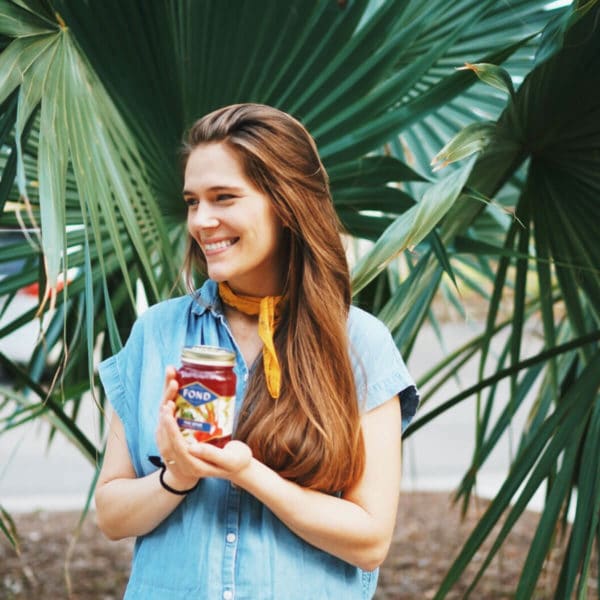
[206,266,233,283]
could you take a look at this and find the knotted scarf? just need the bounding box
[218,281,282,399]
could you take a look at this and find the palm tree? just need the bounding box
[0,0,597,597]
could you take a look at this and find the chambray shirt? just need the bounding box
[98,280,419,600]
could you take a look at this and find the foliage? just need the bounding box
[0,0,598,597]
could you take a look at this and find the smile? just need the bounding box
[203,238,239,252]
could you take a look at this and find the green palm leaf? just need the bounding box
[425,6,600,596]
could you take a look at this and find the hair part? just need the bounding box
[182,103,364,492]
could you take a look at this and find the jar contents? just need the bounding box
[175,346,236,448]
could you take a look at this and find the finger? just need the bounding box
[159,402,185,449]
[156,403,185,461]
[189,440,217,461]
[163,402,180,430]
[184,450,231,480]
[156,407,205,483]
[156,405,177,459]
[162,366,179,405]
[189,440,252,473]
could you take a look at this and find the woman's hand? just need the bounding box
[189,439,252,477]
[155,366,252,490]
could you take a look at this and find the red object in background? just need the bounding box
[20,279,68,298]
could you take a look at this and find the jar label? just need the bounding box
[175,380,234,443]
[178,382,218,406]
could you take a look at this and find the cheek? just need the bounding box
[260,209,285,247]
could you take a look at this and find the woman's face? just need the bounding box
[184,142,286,296]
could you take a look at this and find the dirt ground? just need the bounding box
[0,491,597,599]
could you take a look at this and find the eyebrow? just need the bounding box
[182,185,244,196]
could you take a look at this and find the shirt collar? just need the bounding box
[190,279,224,317]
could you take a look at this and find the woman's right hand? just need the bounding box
[155,367,253,490]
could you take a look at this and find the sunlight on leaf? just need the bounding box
[456,61,516,99]
[352,157,475,293]
[431,122,496,171]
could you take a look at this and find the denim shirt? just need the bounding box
[98,280,419,600]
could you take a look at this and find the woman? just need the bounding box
[95,103,419,599]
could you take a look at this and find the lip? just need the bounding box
[201,237,239,256]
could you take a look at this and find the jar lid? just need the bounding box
[181,345,235,367]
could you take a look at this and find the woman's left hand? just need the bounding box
[157,393,252,483]
[188,439,253,478]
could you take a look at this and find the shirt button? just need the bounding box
[226,532,236,543]
[223,591,233,600]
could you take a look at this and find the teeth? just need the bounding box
[204,239,236,251]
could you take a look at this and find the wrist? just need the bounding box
[162,467,199,493]
[148,455,199,495]
[230,455,257,488]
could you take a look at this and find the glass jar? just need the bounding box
[175,345,236,448]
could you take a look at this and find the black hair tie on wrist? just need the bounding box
[148,455,199,496]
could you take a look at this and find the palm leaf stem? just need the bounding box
[0,351,98,463]
[405,329,600,437]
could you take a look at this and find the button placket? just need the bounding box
[222,481,241,599]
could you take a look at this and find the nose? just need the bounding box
[187,201,219,230]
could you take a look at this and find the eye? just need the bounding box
[216,193,235,202]
[183,196,198,208]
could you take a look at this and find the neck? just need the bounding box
[223,262,286,297]
[222,279,283,298]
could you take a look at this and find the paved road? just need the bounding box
[0,295,546,513]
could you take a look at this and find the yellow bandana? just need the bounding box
[218,282,282,399]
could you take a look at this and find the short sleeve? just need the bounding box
[97,317,145,470]
[348,306,419,432]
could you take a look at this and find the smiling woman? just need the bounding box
[94,103,419,600]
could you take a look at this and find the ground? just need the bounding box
[0,492,596,599]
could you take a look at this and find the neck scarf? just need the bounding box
[218,281,282,399]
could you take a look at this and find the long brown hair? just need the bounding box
[182,104,364,492]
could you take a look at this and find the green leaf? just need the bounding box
[0,361,99,464]
[352,157,474,293]
[534,0,596,66]
[554,395,600,598]
[332,185,415,213]
[0,34,56,107]
[456,62,516,99]
[0,0,56,37]
[406,330,600,436]
[328,155,428,186]
[430,121,496,170]
[0,504,19,553]
[433,349,600,599]
[37,32,68,299]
